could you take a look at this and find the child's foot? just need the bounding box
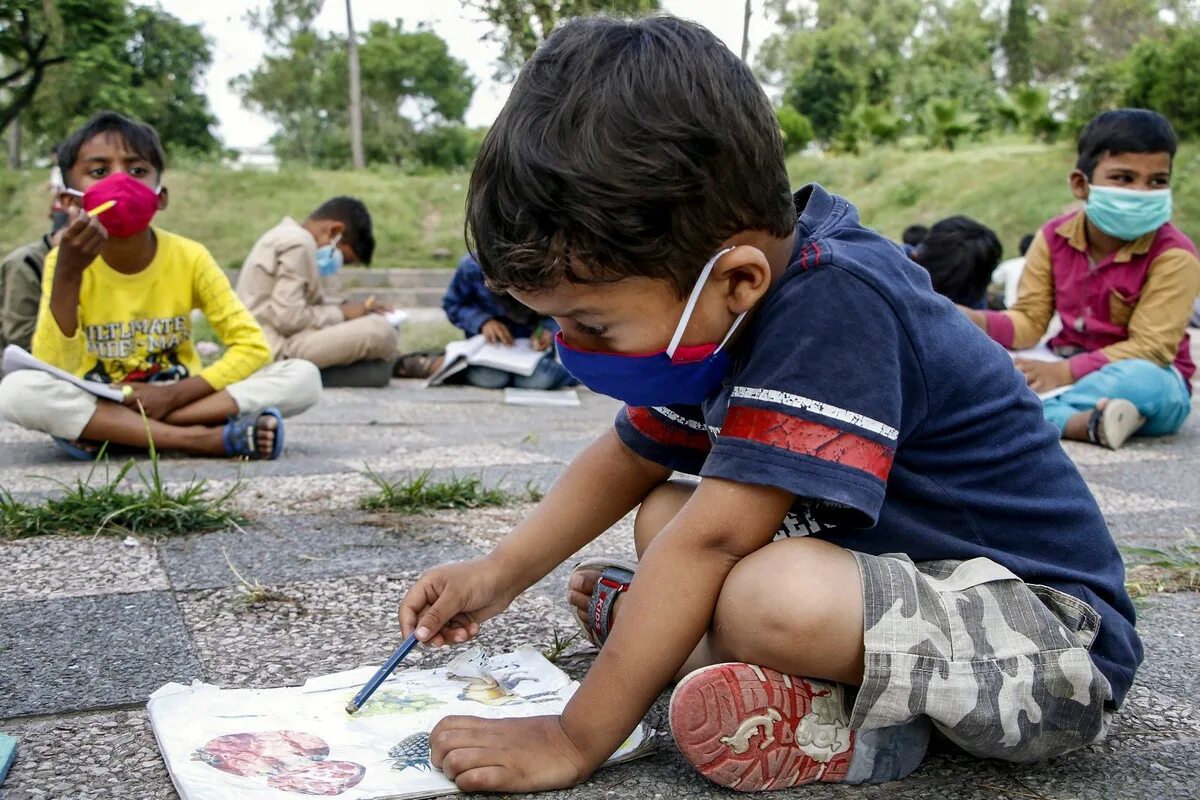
[670,662,928,791]
[567,557,636,646]
[222,408,285,460]
[1088,398,1144,450]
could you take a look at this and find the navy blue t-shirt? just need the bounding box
[615,185,1142,707]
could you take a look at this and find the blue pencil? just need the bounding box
[345,633,420,715]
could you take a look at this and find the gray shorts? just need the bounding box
[849,552,1112,763]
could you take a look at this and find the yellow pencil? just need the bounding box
[365,295,376,310]
[88,200,117,217]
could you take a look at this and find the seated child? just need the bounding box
[912,215,1002,309]
[900,223,928,259]
[393,17,1139,795]
[0,111,321,460]
[991,232,1035,309]
[237,197,398,370]
[0,224,63,355]
[961,109,1200,450]
[439,253,575,389]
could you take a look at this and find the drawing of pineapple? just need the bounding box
[389,732,432,772]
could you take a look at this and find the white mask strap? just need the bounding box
[666,246,738,358]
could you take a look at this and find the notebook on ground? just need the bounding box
[424,336,547,387]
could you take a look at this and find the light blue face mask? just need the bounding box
[1085,185,1172,241]
[316,233,344,277]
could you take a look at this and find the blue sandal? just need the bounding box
[571,556,637,647]
[52,436,101,461]
[222,407,285,460]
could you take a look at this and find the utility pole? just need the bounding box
[741,0,752,62]
[346,0,365,169]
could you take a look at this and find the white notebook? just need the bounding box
[1,344,125,402]
[424,336,547,386]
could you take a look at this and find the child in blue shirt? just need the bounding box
[441,254,575,389]
[395,16,1138,794]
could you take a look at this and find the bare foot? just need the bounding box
[567,569,622,636]
[254,413,278,458]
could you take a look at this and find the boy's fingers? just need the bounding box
[415,591,460,642]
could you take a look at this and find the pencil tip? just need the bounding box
[344,702,358,715]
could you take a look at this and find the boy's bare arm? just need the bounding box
[49,210,108,337]
[400,428,671,643]
[560,476,793,769]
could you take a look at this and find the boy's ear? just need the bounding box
[156,186,170,211]
[328,221,345,239]
[1068,170,1090,202]
[58,191,81,211]
[714,245,771,314]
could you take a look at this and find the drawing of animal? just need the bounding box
[191,730,329,777]
[389,732,432,772]
[266,760,366,796]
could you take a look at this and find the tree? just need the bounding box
[1001,0,1032,87]
[19,1,220,158]
[345,0,363,168]
[0,2,67,136]
[235,19,476,168]
[464,0,660,79]
[775,105,812,155]
[1123,28,1200,139]
[782,41,860,143]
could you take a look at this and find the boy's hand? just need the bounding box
[431,715,590,793]
[398,557,515,646]
[1014,358,1073,393]
[481,319,514,346]
[56,207,108,277]
[122,383,184,420]
[341,301,370,320]
[531,327,554,351]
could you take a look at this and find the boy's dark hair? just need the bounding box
[1018,233,1034,256]
[1076,109,1177,180]
[56,111,166,187]
[902,225,929,247]
[914,215,1002,307]
[467,15,796,296]
[310,196,375,265]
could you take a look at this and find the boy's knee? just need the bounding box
[280,359,323,413]
[0,371,51,425]
[463,366,511,389]
[363,315,399,359]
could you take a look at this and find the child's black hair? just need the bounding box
[1018,233,1034,256]
[902,225,929,247]
[914,216,1002,308]
[1076,109,1177,180]
[309,196,375,265]
[56,111,166,188]
[467,14,796,296]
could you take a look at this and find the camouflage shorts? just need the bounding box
[849,552,1112,763]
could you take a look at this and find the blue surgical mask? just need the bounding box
[1085,185,1172,241]
[316,233,344,276]
[555,247,744,407]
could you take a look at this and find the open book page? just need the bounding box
[148,647,655,800]
[1006,345,1071,400]
[2,344,125,402]
[423,337,484,387]
[468,338,545,377]
[504,388,581,407]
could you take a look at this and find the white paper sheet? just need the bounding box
[1007,345,1072,401]
[149,647,653,800]
[504,388,581,407]
[1,344,125,402]
[424,336,547,386]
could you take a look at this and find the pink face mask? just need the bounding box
[67,173,161,238]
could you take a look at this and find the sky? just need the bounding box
[155,0,775,149]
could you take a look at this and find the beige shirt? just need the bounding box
[0,235,51,354]
[236,217,345,356]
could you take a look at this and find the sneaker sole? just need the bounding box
[1100,398,1145,450]
[669,662,855,792]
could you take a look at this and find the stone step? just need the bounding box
[341,287,446,309]
[223,267,453,291]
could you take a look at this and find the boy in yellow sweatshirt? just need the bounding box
[0,112,322,459]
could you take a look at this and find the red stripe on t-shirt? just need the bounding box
[721,406,894,481]
[626,407,711,451]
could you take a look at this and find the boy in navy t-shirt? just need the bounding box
[394,16,1140,795]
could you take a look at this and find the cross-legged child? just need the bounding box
[961,110,1200,449]
[395,17,1139,794]
[0,112,321,460]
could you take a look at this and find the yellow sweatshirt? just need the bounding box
[32,228,270,390]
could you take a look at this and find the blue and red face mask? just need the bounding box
[555,247,746,407]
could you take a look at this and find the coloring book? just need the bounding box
[149,647,654,799]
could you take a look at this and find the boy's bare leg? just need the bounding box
[78,399,278,457]
[569,478,866,685]
[160,390,239,426]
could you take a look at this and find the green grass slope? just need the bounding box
[2,141,1198,267]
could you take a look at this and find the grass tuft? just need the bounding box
[0,441,244,539]
[223,547,296,606]
[542,629,581,664]
[1123,544,1200,599]
[358,467,513,514]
